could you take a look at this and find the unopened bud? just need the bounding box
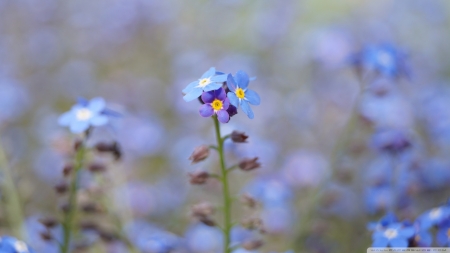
[241,193,258,208]
[81,202,103,213]
[189,145,209,164]
[242,239,264,250]
[40,231,53,241]
[39,217,58,228]
[74,139,83,151]
[62,164,73,177]
[95,142,122,160]
[188,171,210,185]
[54,182,68,194]
[80,221,98,231]
[231,131,248,143]
[88,163,107,173]
[98,229,118,242]
[239,157,261,171]
[241,217,263,230]
[191,202,215,218]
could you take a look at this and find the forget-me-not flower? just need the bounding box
[199,88,230,123]
[0,236,34,253]
[372,223,414,247]
[417,206,450,229]
[58,97,110,133]
[227,71,260,119]
[183,67,228,102]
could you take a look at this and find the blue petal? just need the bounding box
[58,111,75,126]
[372,237,388,247]
[76,97,89,106]
[227,92,239,107]
[203,82,222,92]
[182,81,199,93]
[399,227,414,238]
[240,100,254,119]
[226,74,237,91]
[199,104,214,117]
[235,70,249,89]
[90,115,109,126]
[245,89,260,105]
[88,97,106,112]
[389,238,408,248]
[217,110,229,123]
[70,121,90,133]
[210,74,227,83]
[201,67,216,78]
[436,229,449,246]
[183,87,203,102]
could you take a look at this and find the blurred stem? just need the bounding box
[213,116,232,253]
[61,143,86,253]
[0,143,25,239]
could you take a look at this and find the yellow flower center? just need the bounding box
[383,228,398,239]
[211,99,223,111]
[236,88,245,99]
[76,108,92,121]
[198,78,211,88]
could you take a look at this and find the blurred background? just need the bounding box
[1,0,450,252]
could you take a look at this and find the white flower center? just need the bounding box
[14,240,28,252]
[197,78,211,88]
[76,108,93,121]
[377,51,394,67]
[430,208,442,219]
[383,228,398,239]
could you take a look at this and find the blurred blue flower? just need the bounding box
[184,224,223,253]
[436,220,450,246]
[417,206,450,229]
[58,97,111,133]
[367,212,398,231]
[372,223,414,247]
[0,236,34,253]
[199,87,230,123]
[413,225,432,247]
[227,71,260,119]
[183,67,227,102]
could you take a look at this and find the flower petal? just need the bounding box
[240,100,254,119]
[235,70,249,89]
[199,104,214,117]
[222,97,230,110]
[88,97,106,112]
[211,74,227,83]
[183,87,203,102]
[214,88,226,101]
[436,229,449,246]
[201,67,216,79]
[70,121,90,133]
[372,237,388,247]
[245,89,260,105]
[182,81,199,93]
[58,111,75,126]
[203,82,222,92]
[227,92,239,107]
[217,110,229,123]
[400,227,415,238]
[201,90,216,104]
[77,97,89,106]
[389,238,408,248]
[90,115,109,126]
[226,74,237,91]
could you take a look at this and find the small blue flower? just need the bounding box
[0,236,34,253]
[417,206,450,230]
[58,97,111,133]
[372,223,414,247]
[367,212,398,231]
[182,67,228,102]
[227,71,260,119]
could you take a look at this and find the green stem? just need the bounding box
[0,144,25,239]
[61,144,86,253]
[213,116,232,253]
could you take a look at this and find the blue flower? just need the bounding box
[0,236,34,253]
[367,212,398,231]
[436,220,450,246]
[227,71,260,119]
[199,88,230,123]
[58,97,111,133]
[372,223,414,247]
[417,206,450,230]
[182,67,228,102]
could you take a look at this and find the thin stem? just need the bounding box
[61,144,86,253]
[0,144,25,239]
[213,116,232,253]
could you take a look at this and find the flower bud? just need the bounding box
[54,182,68,194]
[188,171,210,185]
[242,239,264,250]
[95,142,122,160]
[191,202,215,218]
[40,231,53,241]
[62,164,73,177]
[189,145,209,164]
[241,217,263,230]
[231,131,248,143]
[39,217,58,229]
[241,193,258,208]
[88,163,107,173]
[239,157,261,171]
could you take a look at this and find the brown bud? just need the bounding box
[39,217,58,228]
[241,193,258,208]
[239,157,261,171]
[191,202,215,219]
[74,139,83,151]
[40,231,53,241]
[241,217,263,230]
[54,182,68,194]
[199,217,216,227]
[62,164,73,177]
[188,171,210,185]
[95,142,122,160]
[189,145,209,164]
[242,239,264,250]
[81,202,103,213]
[231,131,249,143]
[98,229,118,242]
[80,221,98,231]
[60,203,70,213]
[87,163,106,173]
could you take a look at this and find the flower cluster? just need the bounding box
[0,236,34,253]
[183,67,260,123]
[369,202,450,247]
